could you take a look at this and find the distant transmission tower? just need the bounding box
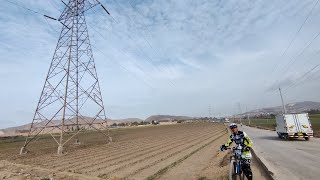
[20,0,112,155]
[238,103,242,123]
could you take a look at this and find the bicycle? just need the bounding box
[227,145,245,180]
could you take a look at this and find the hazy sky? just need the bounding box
[1,0,320,128]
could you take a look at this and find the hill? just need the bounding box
[0,117,143,137]
[243,101,320,117]
[145,115,192,122]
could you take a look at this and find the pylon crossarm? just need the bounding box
[59,0,99,21]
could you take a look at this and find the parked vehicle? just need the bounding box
[276,113,313,140]
[151,120,159,125]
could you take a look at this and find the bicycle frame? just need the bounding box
[229,144,244,179]
[234,146,242,174]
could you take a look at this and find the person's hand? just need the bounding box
[220,145,227,151]
[243,146,251,152]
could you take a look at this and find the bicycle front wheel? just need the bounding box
[229,159,242,180]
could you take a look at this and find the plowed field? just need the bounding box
[0,123,231,179]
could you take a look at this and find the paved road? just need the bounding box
[239,125,320,180]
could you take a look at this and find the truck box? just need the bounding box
[276,113,313,140]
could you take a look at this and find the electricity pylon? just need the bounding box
[20,0,111,155]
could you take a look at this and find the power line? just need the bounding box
[281,0,319,60]
[89,8,176,87]
[91,44,155,89]
[268,27,320,92]
[4,0,45,15]
[4,0,161,89]
[108,0,177,82]
[87,21,158,86]
[270,0,320,77]
[42,3,157,89]
[271,30,320,91]
[283,64,320,93]
[89,9,160,71]
[4,0,65,29]
[49,0,61,12]
[284,67,320,103]
[44,17,59,34]
[284,30,320,72]
[127,0,176,75]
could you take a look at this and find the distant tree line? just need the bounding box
[111,121,151,127]
[251,114,276,119]
[307,109,320,114]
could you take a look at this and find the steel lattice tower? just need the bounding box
[20,0,110,155]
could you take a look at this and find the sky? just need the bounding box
[1,0,320,128]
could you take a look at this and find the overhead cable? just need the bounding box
[270,0,320,76]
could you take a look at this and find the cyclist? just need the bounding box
[220,123,253,180]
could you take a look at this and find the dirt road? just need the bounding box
[241,125,320,180]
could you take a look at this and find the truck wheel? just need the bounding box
[283,134,289,140]
[305,137,310,141]
[277,132,281,138]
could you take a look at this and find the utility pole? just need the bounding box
[238,103,242,124]
[279,87,287,114]
[246,106,250,125]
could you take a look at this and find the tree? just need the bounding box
[131,121,139,126]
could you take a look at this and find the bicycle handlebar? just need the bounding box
[220,146,243,152]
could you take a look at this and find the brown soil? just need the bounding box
[0,123,270,180]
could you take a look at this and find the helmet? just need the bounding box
[229,123,237,129]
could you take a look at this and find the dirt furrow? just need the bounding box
[113,130,227,179]
[0,123,231,180]
[138,132,228,180]
[81,129,220,175]
[64,128,215,172]
[93,129,224,178]
[44,125,213,167]
[51,127,215,170]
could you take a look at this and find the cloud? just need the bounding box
[0,0,320,128]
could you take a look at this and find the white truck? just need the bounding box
[276,113,313,140]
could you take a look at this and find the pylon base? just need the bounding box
[108,136,113,144]
[20,147,27,155]
[57,145,63,155]
[74,139,81,145]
